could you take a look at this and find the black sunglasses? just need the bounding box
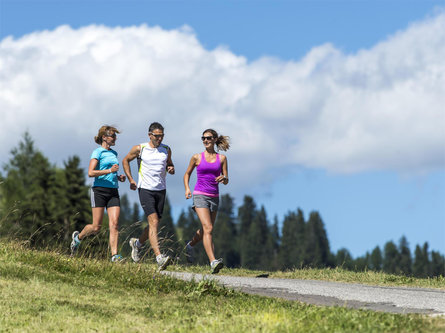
[201,136,214,141]
[150,133,164,139]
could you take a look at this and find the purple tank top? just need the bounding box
[193,152,221,196]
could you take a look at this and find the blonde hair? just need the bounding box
[94,125,120,144]
[203,129,230,151]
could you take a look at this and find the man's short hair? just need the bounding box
[148,122,164,133]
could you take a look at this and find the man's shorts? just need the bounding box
[138,188,166,218]
[193,194,219,212]
[90,186,120,208]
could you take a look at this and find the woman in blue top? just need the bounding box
[70,125,126,262]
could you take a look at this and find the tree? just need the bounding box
[266,216,281,271]
[398,236,412,275]
[303,211,330,268]
[243,206,270,270]
[335,248,353,270]
[238,196,257,267]
[279,208,305,270]
[213,194,239,267]
[354,252,371,271]
[1,133,57,245]
[159,196,178,256]
[413,242,431,278]
[370,246,383,271]
[62,156,91,242]
[383,241,400,274]
[431,251,445,277]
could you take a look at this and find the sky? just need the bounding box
[1,0,444,257]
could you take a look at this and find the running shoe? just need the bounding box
[157,254,171,271]
[70,231,80,255]
[210,258,224,274]
[129,238,141,262]
[185,243,195,263]
[111,254,124,262]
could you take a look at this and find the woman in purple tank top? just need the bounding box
[183,129,230,274]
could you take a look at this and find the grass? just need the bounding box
[1,240,444,332]
[169,264,445,290]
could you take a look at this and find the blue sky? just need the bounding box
[1,0,444,257]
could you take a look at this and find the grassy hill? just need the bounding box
[1,240,444,332]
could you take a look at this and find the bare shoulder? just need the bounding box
[192,153,201,165]
[219,154,227,162]
[132,144,141,154]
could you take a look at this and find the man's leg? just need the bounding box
[147,213,161,257]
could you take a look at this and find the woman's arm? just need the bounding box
[216,155,229,185]
[183,154,198,199]
[88,158,118,178]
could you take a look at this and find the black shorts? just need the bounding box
[138,188,166,218]
[90,186,120,208]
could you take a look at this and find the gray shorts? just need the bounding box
[193,194,219,212]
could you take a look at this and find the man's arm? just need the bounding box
[122,145,141,190]
[166,147,175,175]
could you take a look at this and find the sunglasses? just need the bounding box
[106,133,117,138]
[201,136,214,141]
[149,133,164,139]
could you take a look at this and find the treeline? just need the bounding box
[0,134,444,278]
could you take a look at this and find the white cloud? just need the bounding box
[1,13,444,204]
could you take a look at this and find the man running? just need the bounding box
[122,122,175,270]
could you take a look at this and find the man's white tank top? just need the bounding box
[137,142,169,191]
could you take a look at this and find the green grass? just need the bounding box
[1,240,444,332]
[169,264,445,290]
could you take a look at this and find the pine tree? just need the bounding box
[279,209,305,270]
[335,248,353,270]
[266,216,280,271]
[47,167,70,243]
[244,206,269,270]
[1,133,57,245]
[354,252,370,271]
[370,246,383,271]
[213,194,239,267]
[159,195,177,256]
[238,196,257,267]
[303,211,330,268]
[383,241,400,274]
[398,236,412,275]
[413,244,426,277]
[63,156,91,242]
[430,251,445,277]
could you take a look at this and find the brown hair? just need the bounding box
[94,125,120,144]
[203,128,230,151]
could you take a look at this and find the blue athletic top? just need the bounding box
[91,147,119,188]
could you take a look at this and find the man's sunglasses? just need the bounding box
[149,133,164,139]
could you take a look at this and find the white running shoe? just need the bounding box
[157,254,171,271]
[70,231,80,255]
[129,238,141,262]
[210,258,224,274]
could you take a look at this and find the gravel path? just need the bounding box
[162,271,445,315]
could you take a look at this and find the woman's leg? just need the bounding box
[107,206,120,256]
[195,207,218,262]
[78,207,104,239]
